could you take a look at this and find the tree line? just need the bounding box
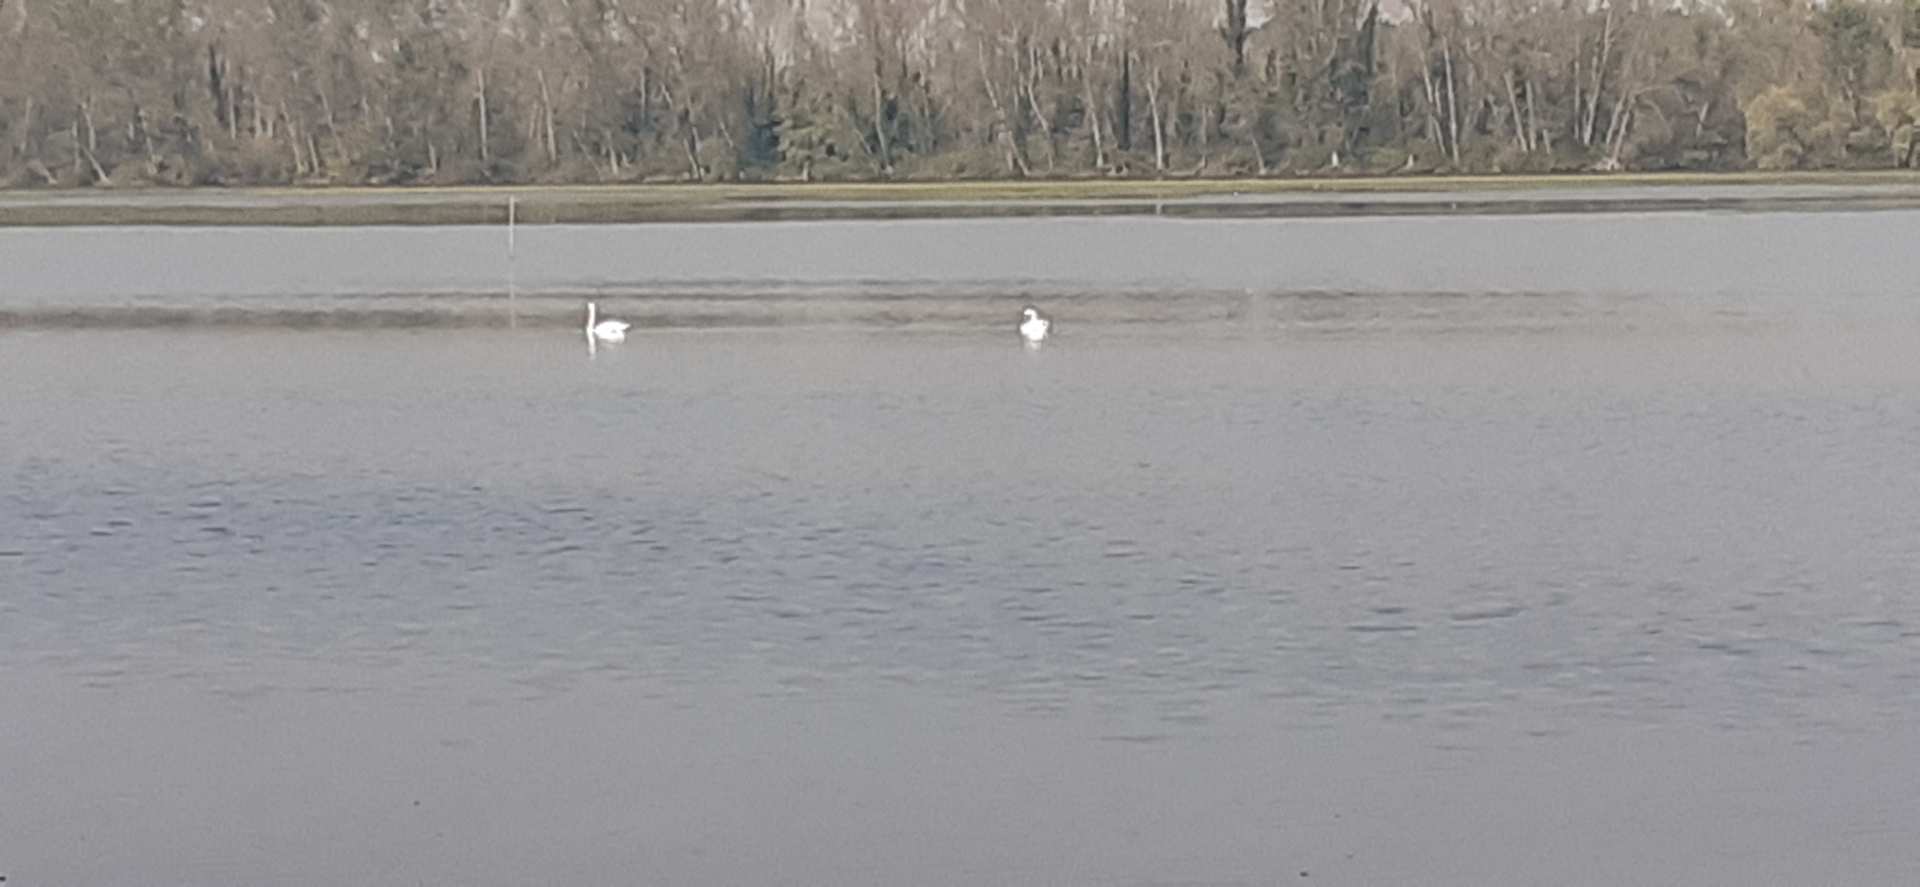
[2,0,1919,188]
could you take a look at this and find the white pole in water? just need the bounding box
[507,195,518,327]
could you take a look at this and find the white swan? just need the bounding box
[1019,306,1052,344]
[586,301,630,342]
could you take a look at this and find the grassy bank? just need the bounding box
[3,170,1919,227]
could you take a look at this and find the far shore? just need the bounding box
[4,170,1919,227]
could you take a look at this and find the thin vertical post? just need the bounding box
[507,195,518,328]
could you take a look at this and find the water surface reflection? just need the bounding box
[4,211,1920,885]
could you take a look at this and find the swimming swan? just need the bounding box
[1019,306,1052,344]
[586,302,630,342]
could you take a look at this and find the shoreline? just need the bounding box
[4,171,1920,226]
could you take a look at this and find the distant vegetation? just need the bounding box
[2,0,1919,188]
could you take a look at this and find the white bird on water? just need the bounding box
[586,301,630,343]
[1019,305,1052,344]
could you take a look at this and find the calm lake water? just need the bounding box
[4,209,1920,885]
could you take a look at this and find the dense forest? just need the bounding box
[1,0,1919,187]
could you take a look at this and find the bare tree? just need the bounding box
[0,0,1909,187]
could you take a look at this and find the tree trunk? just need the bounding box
[1420,54,1443,149]
[683,120,704,181]
[1582,8,1614,148]
[979,45,1031,177]
[1570,37,1583,146]
[475,67,491,165]
[1525,77,1542,153]
[134,105,158,174]
[870,58,892,174]
[1504,70,1528,152]
[207,45,227,129]
[285,104,306,177]
[1023,54,1057,173]
[639,67,651,135]
[537,69,559,164]
[1146,67,1167,173]
[16,95,32,163]
[1442,41,1461,167]
[318,89,347,170]
[1083,56,1108,172]
[80,97,98,155]
[76,114,109,184]
[83,147,111,185]
[1223,0,1251,75]
[1603,88,1633,168]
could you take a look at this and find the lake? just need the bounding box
[4,206,1920,885]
